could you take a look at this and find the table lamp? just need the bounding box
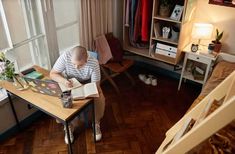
[191,23,213,52]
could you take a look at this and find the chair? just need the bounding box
[94,34,135,93]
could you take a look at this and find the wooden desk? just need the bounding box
[0,66,95,154]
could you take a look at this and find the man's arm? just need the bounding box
[50,51,73,88]
[50,69,73,88]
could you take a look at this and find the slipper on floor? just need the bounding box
[138,74,147,82]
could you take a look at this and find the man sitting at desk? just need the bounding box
[50,46,105,144]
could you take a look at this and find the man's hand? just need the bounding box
[64,79,73,88]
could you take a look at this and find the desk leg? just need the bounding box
[7,91,20,130]
[65,122,73,154]
[91,102,96,142]
[178,56,188,91]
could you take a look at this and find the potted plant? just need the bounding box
[0,52,15,81]
[159,0,172,17]
[212,29,223,53]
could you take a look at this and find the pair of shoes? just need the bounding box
[64,125,74,144]
[138,74,157,86]
[138,74,147,82]
[146,75,157,86]
[95,122,102,141]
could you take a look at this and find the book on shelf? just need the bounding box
[195,66,204,75]
[58,78,99,100]
[154,22,161,38]
[192,68,204,80]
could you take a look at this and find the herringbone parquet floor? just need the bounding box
[0,65,201,154]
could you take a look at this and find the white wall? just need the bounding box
[195,0,235,54]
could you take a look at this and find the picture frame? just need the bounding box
[209,0,235,8]
[170,5,184,21]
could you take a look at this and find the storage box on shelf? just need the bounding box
[123,0,197,65]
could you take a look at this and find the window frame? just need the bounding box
[0,0,13,52]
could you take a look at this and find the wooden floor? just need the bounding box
[0,65,201,154]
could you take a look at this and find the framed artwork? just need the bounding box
[170,5,184,21]
[209,0,235,8]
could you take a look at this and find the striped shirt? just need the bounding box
[52,50,101,83]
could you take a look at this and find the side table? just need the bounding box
[178,44,217,90]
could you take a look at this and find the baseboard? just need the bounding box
[0,111,44,142]
[134,61,181,80]
[134,61,202,87]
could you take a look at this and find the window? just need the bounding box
[52,0,80,53]
[1,0,50,71]
[0,0,12,51]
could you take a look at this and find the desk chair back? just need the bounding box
[93,34,135,93]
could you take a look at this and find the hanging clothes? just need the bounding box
[125,0,130,26]
[127,0,153,47]
[129,0,138,43]
[133,0,142,42]
[141,0,153,42]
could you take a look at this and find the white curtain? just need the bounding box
[77,0,113,50]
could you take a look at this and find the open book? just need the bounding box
[58,78,99,100]
[58,78,82,92]
[71,82,99,100]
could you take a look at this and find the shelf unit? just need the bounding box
[123,0,198,65]
[156,71,235,153]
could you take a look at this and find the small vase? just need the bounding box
[159,5,170,17]
[171,26,180,42]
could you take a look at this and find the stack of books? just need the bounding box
[192,66,205,80]
[21,68,43,79]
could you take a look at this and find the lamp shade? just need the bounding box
[191,23,213,40]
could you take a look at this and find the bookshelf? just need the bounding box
[123,0,198,65]
[156,71,235,154]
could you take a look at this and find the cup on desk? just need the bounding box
[60,90,73,108]
[208,43,215,54]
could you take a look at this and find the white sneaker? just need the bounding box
[148,75,157,86]
[144,77,152,85]
[151,78,157,86]
[95,122,102,141]
[64,125,74,144]
[138,74,147,82]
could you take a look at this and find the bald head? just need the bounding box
[71,46,88,68]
